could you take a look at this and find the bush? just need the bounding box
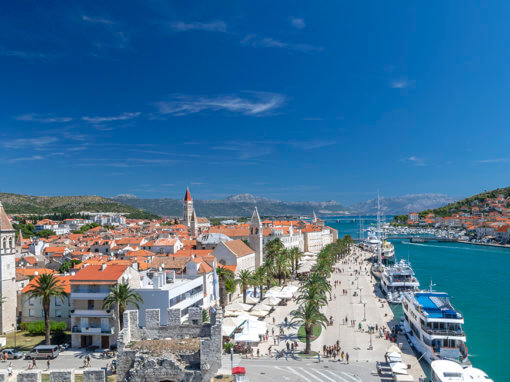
[26,321,67,335]
[19,322,27,331]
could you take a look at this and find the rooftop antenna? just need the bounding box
[429,280,436,292]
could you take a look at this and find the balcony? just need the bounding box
[421,324,465,337]
[71,292,109,300]
[72,310,113,318]
[72,326,113,335]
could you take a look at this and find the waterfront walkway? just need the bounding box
[231,247,426,381]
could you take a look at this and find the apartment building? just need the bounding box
[69,264,140,348]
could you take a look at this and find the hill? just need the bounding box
[0,193,159,219]
[350,193,456,215]
[113,193,349,217]
[416,187,510,218]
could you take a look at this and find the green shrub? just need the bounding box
[26,321,67,335]
[19,322,27,331]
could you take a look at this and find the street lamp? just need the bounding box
[12,323,16,349]
[363,302,367,322]
[359,288,363,304]
[368,328,373,350]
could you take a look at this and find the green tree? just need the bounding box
[275,250,291,285]
[235,270,253,304]
[291,300,328,354]
[216,267,234,309]
[26,274,67,345]
[36,229,56,238]
[103,283,143,336]
[288,247,303,277]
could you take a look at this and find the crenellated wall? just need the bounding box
[116,307,222,382]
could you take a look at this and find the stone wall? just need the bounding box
[16,370,104,382]
[116,307,222,382]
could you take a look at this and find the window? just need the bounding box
[29,309,35,317]
[29,298,35,306]
[55,298,62,306]
[55,310,62,318]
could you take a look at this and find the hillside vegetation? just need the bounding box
[0,193,159,219]
[394,187,510,221]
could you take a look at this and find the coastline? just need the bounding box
[456,240,510,249]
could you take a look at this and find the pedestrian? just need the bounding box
[286,342,290,351]
[318,353,321,363]
[32,358,37,369]
[272,317,275,324]
[257,348,260,358]
[272,327,274,336]
[47,356,50,370]
[86,354,91,367]
[7,364,12,377]
[341,351,344,361]
[346,352,350,364]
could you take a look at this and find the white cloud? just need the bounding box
[477,158,510,163]
[289,17,306,29]
[155,92,285,116]
[82,15,114,25]
[0,48,56,59]
[408,156,425,166]
[169,20,227,32]
[241,34,323,53]
[8,155,44,163]
[2,136,57,149]
[391,79,414,89]
[16,114,73,123]
[82,112,141,123]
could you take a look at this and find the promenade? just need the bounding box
[234,246,426,381]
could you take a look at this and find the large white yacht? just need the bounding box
[402,289,468,364]
[431,360,493,382]
[381,260,420,304]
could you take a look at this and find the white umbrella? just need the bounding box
[245,296,259,305]
[262,296,281,306]
[226,302,251,311]
[253,303,271,311]
[250,309,269,318]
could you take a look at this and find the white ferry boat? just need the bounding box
[402,290,468,365]
[381,260,420,304]
[381,239,395,266]
[431,360,493,382]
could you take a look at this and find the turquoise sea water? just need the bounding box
[327,217,509,382]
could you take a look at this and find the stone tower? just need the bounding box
[249,207,264,268]
[0,201,17,333]
[312,210,318,224]
[183,188,193,227]
[190,208,199,237]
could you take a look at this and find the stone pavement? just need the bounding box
[227,246,426,381]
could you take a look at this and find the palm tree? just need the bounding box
[216,266,234,309]
[275,250,291,285]
[103,283,143,336]
[288,247,303,277]
[235,270,253,304]
[26,274,67,345]
[265,238,285,261]
[291,300,329,353]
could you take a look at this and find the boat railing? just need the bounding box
[421,324,465,337]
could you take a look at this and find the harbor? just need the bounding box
[231,245,427,381]
[328,217,508,381]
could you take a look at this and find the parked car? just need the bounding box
[2,349,24,359]
[25,345,60,360]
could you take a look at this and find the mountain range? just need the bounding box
[349,193,457,216]
[0,192,457,218]
[112,194,348,217]
[0,193,158,219]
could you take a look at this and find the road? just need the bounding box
[0,350,110,372]
[238,358,378,382]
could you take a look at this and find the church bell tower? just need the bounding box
[0,201,17,333]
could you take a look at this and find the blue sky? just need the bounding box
[1,1,509,204]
